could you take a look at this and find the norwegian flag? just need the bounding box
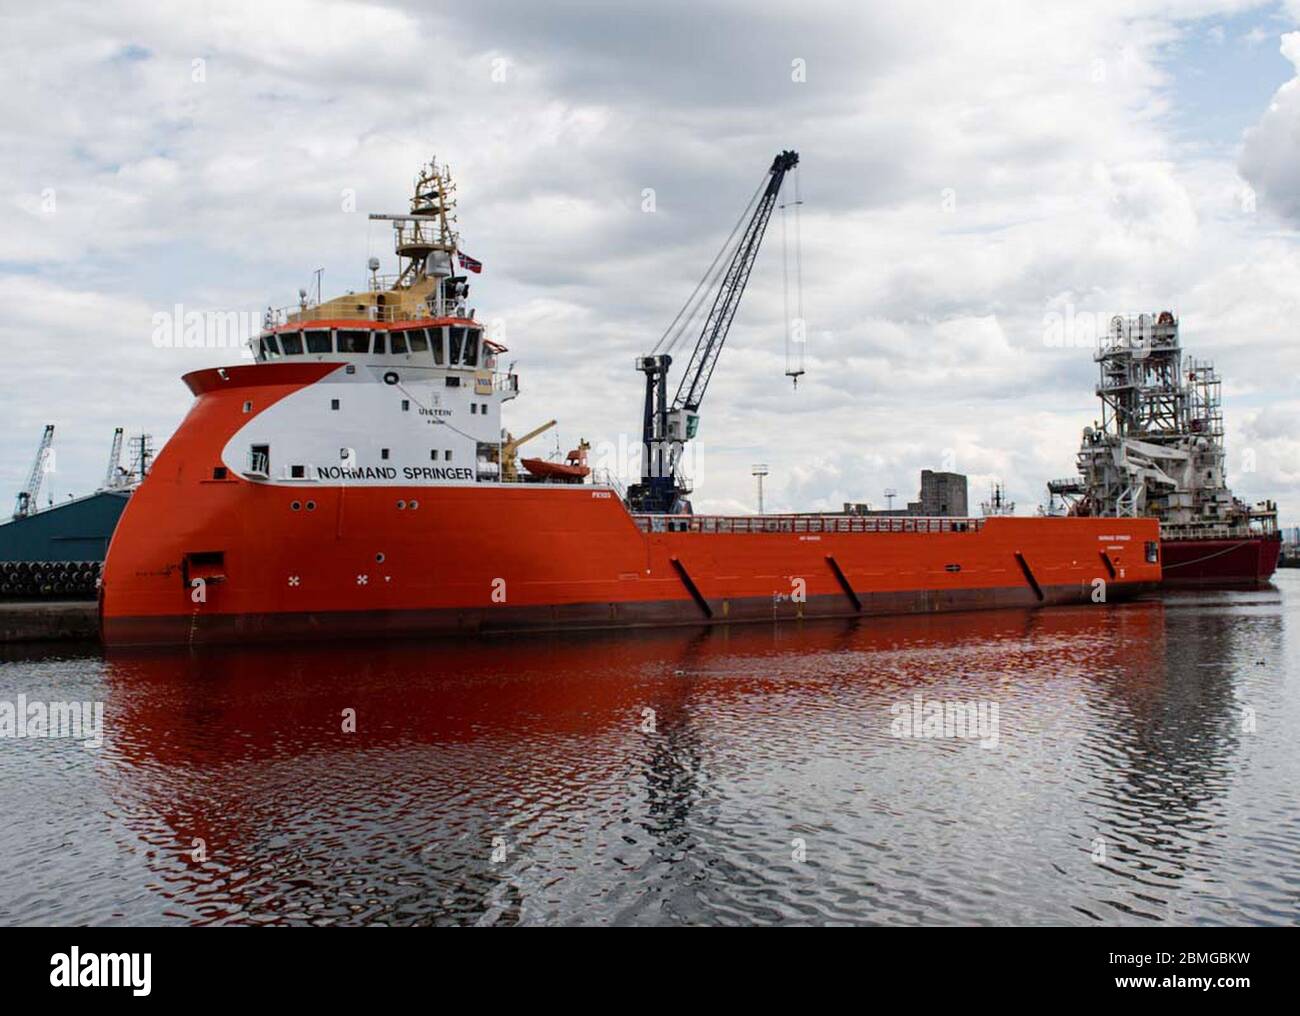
[457,251,483,274]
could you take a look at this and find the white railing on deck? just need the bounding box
[1161,522,1266,542]
[590,468,626,499]
[631,514,987,534]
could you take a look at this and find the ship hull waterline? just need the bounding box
[102,579,1161,646]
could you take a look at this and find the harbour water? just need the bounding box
[1,573,1298,926]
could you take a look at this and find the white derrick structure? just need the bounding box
[1047,312,1277,539]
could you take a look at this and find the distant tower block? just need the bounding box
[921,470,969,517]
[842,470,968,518]
[752,464,769,515]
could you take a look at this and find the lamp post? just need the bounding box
[752,464,769,515]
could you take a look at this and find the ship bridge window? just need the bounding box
[280,331,304,355]
[305,329,332,354]
[337,330,369,354]
[372,332,388,355]
[407,328,429,354]
[260,335,282,360]
[391,331,409,355]
[462,329,480,367]
[429,327,444,365]
[449,326,465,365]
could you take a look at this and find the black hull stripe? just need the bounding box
[103,582,1157,647]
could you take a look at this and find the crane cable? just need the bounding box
[781,180,789,373]
[783,164,804,385]
[795,165,803,351]
[652,171,767,357]
[670,224,742,357]
[655,192,755,357]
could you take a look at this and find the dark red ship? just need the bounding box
[1158,533,1280,587]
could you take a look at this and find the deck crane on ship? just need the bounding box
[627,150,799,515]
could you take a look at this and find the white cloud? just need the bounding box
[2,0,1299,524]
[1240,31,1300,222]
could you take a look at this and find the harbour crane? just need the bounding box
[626,150,799,514]
[103,427,125,490]
[13,424,55,519]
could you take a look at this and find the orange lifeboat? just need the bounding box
[522,439,590,482]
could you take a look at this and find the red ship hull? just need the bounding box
[98,363,1163,647]
[1159,534,1281,587]
[101,493,1161,646]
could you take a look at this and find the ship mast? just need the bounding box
[980,482,1015,517]
[362,157,463,317]
[271,157,473,331]
[390,158,459,289]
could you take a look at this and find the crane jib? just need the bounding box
[674,151,798,411]
[675,190,783,410]
[627,150,798,515]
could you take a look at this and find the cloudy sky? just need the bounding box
[3,0,1299,521]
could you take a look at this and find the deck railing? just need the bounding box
[631,514,987,535]
[1160,522,1269,542]
[264,298,472,327]
[589,468,627,499]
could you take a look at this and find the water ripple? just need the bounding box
[1,576,1298,924]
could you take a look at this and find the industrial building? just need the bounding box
[843,470,969,518]
[0,491,130,562]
